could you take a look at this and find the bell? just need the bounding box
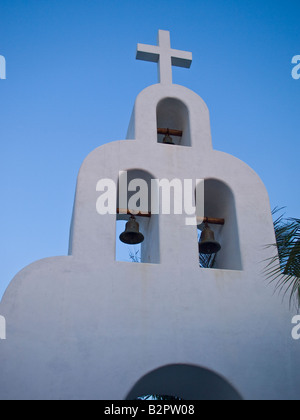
[199,223,221,255]
[119,216,145,245]
[163,130,174,145]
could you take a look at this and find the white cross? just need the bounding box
[136,30,192,85]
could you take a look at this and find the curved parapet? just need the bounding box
[127,83,213,153]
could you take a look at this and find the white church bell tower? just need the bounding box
[0,30,299,400]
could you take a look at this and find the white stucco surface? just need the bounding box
[0,37,299,400]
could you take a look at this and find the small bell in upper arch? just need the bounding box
[199,223,221,255]
[163,129,174,145]
[119,215,145,245]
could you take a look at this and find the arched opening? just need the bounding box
[126,364,243,400]
[156,98,191,147]
[116,169,160,264]
[197,179,243,271]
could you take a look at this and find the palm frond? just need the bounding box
[266,209,300,308]
[129,249,141,263]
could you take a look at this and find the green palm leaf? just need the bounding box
[266,208,300,307]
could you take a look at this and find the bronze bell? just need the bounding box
[119,216,145,245]
[163,130,174,145]
[199,223,221,255]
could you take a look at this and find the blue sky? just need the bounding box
[0,0,299,298]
